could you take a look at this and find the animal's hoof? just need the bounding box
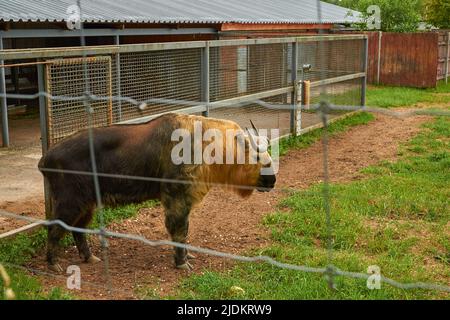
[48,263,63,273]
[187,253,196,260]
[86,255,101,264]
[176,261,194,271]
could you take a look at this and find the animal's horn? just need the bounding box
[245,127,258,151]
[249,119,258,135]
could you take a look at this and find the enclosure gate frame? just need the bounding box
[37,63,52,219]
[0,35,8,147]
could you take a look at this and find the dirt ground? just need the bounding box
[0,116,43,232]
[2,112,425,299]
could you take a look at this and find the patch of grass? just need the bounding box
[0,227,73,300]
[175,116,449,300]
[0,200,158,300]
[432,81,450,94]
[92,200,159,228]
[367,81,450,108]
[0,267,73,300]
[278,112,375,156]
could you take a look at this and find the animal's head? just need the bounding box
[232,121,277,197]
[246,120,277,193]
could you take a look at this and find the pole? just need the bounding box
[362,37,369,107]
[37,63,52,218]
[115,35,122,121]
[446,32,449,84]
[291,41,299,135]
[377,31,382,85]
[0,36,9,147]
[201,43,210,117]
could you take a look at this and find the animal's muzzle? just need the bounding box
[256,174,276,192]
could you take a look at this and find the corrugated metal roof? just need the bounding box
[0,0,361,25]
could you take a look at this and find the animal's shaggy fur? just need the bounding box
[39,113,276,271]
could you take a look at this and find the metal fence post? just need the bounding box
[115,35,122,121]
[201,42,210,117]
[0,35,9,147]
[37,63,52,219]
[446,32,449,84]
[377,31,382,85]
[291,41,299,135]
[362,36,369,107]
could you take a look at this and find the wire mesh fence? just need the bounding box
[46,56,113,144]
[210,43,290,102]
[114,48,203,122]
[0,1,449,300]
[0,34,367,147]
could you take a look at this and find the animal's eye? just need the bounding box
[258,142,268,153]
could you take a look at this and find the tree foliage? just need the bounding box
[324,0,423,32]
[423,0,450,29]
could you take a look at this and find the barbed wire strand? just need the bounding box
[1,94,448,297]
[319,103,336,290]
[0,8,449,298]
[316,0,336,290]
[1,209,449,294]
[1,91,449,118]
[76,0,112,296]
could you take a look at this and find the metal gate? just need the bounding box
[45,56,113,146]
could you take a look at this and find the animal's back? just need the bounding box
[39,113,179,205]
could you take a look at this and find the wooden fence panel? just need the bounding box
[379,32,438,88]
[337,31,440,88]
[366,31,380,84]
[437,30,450,81]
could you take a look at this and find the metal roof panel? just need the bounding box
[0,0,361,24]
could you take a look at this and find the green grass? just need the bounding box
[367,81,450,108]
[0,200,158,300]
[92,200,159,228]
[174,116,449,300]
[278,112,375,156]
[2,81,449,299]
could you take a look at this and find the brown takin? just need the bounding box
[38,113,276,272]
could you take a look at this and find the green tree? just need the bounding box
[324,0,423,32]
[424,0,450,28]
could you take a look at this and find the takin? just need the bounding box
[38,113,276,272]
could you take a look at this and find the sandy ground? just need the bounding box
[5,112,427,299]
[0,117,44,232]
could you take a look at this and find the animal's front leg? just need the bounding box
[165,210,192,270]
[161,181,195,271]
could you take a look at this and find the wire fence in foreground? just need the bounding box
[0,0,449,300]
[1,94,449,300]
[1,209,449,296]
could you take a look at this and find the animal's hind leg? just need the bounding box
[47,201,83,273]
[72,233,101,264]
[72,206,101,264]
[47,224,66,273]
